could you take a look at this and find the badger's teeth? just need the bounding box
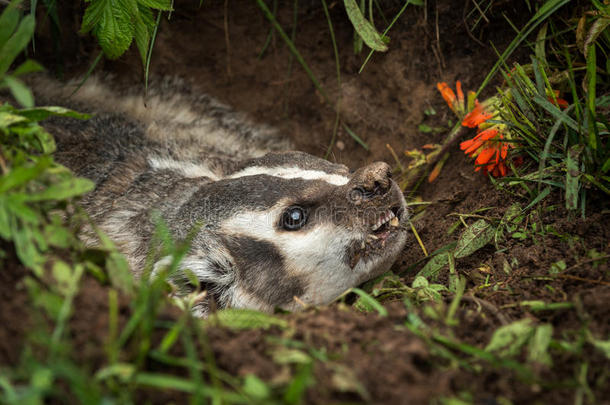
[390,217,399,227]
[367,234,379,240]
[371,210,395,231]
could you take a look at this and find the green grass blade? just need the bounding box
[476,0,569,96]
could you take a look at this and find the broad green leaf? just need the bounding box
[12,219,43,270]
[6,197,40,224]
[485,319,535,357]
[106,251,133,292]
[272,348,312,365]
[95,363,136,382]
[284,363,313,405]
[343,0,388,52]
[11,59,44,77]
[18,106,91,121]
[44,223,74,248]
[243,374,271,400]
[81,0,111,33]
[26,177,94,201]
[590,338,610,360]
[0,14,35,77]
[416,252,448,280]
[4,75,34,107]
[0,159,50,193]
[134,4,154,66]
[0,110,27,127]
[92,0,136,59]
[352,288,388,316]
[52,260,74,294]
[0,201,9,239]
[137,0,172,10]
[527,324,553,365]
[454,219,495,259]
[211,308,288,330]
[33,128,56,154]
[0,0,21,51]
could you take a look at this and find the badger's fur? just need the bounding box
[31,76,409,316]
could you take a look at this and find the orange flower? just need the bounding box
[437,82,457,113]
[471,135,512,177]
[460,127,498,155]
[456,81,464,108]
[548,90,568,109]
[461,100,493,128]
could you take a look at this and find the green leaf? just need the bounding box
[11,59,44,77]
[485,319,535,357]
[589,337,610,360]
[26,177,94,201]
[0,14,35,77]
[18,106,91,121]
[3,75,34,107]
[0,158,50,193]
[583,17,610,57]
[520,300,573,311]
[454,219,495,259]
[90,0,137,59]
[0,0,21,51]
[0,200,10,239]
[565,145,582,211]
[534,23,548,65]
[134,4,154,66]
[81,0,110,33]
[95,363,136,382]
[137,0,172,10]
[342,123,369,150]
[0,110,27,127]
[33,128,56,154]
[242,374,271,400]
[527,324,553,366]
[352,288,388,316]
[416,252,448,280]
[211,309,288,330]
[343,0,388,52]
[44,223,74,248]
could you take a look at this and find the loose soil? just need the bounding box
[1,1,608,404]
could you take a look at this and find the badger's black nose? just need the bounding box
[350,162,392,200]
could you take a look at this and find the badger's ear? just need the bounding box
[152,253,236,317]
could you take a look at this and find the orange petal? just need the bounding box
[464,140,483,155]
[428,163,442,182]
[437,82,457,112]
[475,128,499,142]
[475,147,495,165]
[500,143,508,159]
[461,101,492,128]
[499,162,507,177]
[456,81,464,110]
[460,139,474,151]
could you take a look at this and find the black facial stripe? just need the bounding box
[223,235,305,307]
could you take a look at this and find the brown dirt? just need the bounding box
[2,0,609,403]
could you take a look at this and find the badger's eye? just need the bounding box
[281,206,308,230]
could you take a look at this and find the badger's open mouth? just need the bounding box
[348,205,407,268]
[369,206,405,241]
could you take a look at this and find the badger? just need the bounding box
[32,76,408,316]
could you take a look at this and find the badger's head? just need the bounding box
[159,151,408,316]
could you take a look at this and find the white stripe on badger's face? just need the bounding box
[220,204,374,306]
[228,166,350,186]
[148,156,220,180]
